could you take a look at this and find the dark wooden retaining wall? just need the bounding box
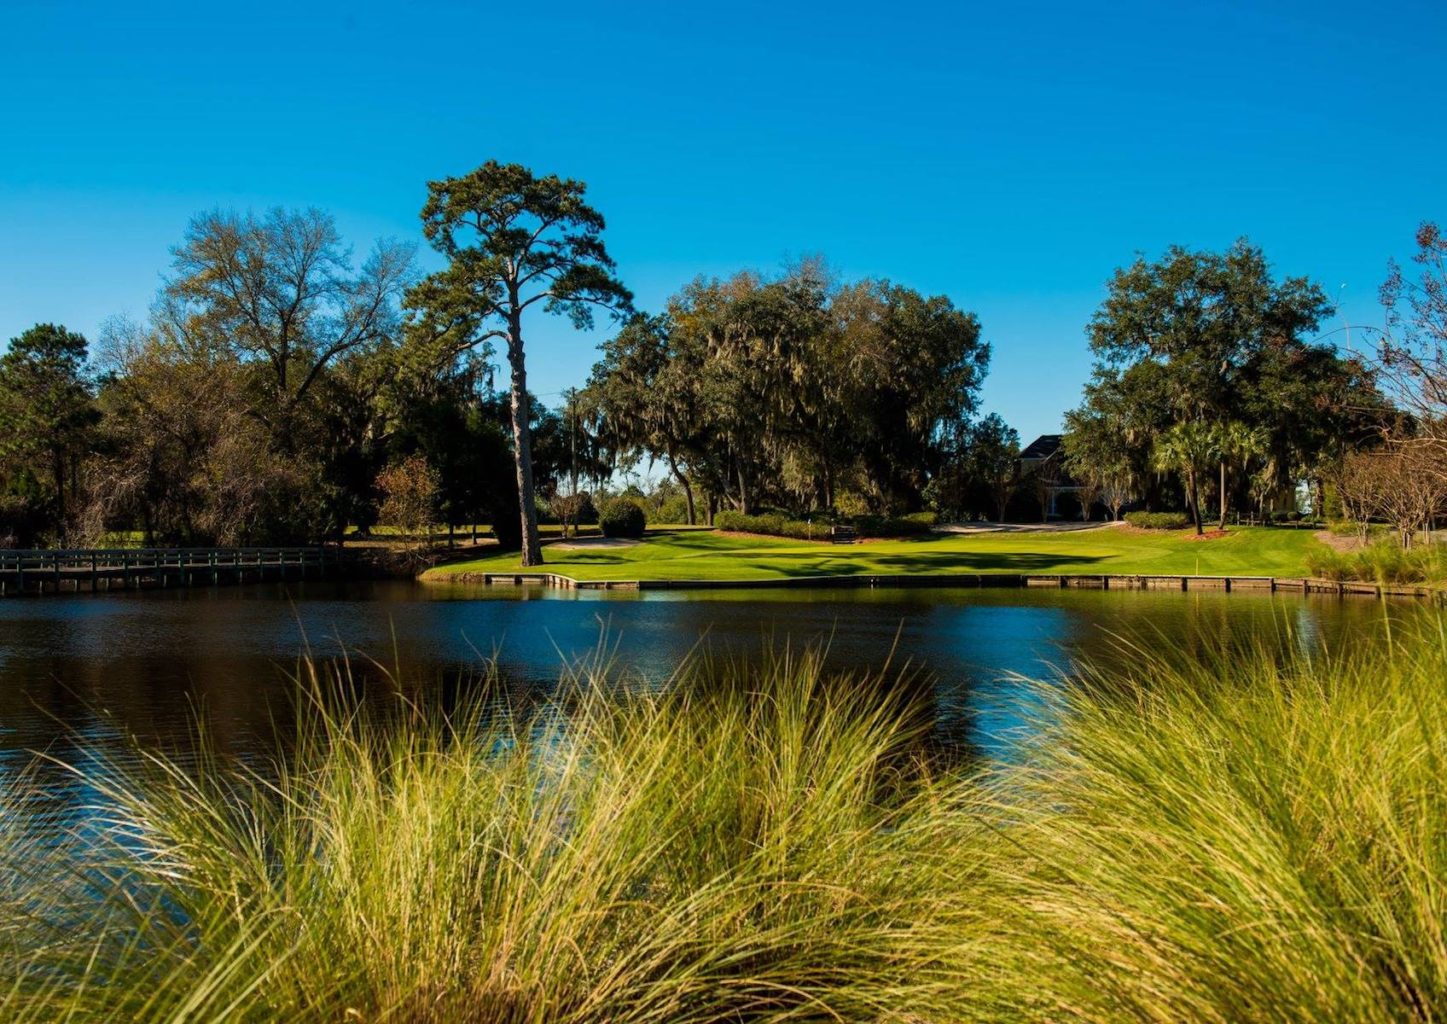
[453,571,1445,602]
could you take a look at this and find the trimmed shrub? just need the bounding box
[714,511,937,540]
[854,513,936,538]
[491,511,522,551]
[1124,511,1191,530]
[714,511,828,540]
[577,494,600,525]
[600,498,647,539]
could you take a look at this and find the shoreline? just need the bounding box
[426,568,1447,601]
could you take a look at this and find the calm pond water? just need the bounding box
[0,580,1418,789]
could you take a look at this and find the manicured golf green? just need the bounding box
[422,524,1321,583]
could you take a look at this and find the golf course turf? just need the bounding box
[422,524,1323,584]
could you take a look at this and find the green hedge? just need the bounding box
[713,511,936,540]
[854,512,936,538]
[599,499,647,540]
[714,512,829,540]
[1124,511,1192,530]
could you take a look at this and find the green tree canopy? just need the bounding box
[406,162,633,564]
[585,263,987,517]
[0,323,98,537]
[1074,240,1385,521]
[1151,422,1218,533]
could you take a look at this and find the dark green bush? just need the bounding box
[600,498,647,539]
[714,511,827,540]
[709,509,827,540]
[491,513,522,551]
[0,494,47,547]
[854,514,936,538]
[577,494,600,525]
[714,511,936,540]
[1124,511,1191,530]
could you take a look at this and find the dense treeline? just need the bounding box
[1061,240,1402,531]
[583,261,989,520]
[2,161,1442,551]
[0,207,579,548]
[582,238,1424,532]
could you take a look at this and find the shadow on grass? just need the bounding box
[739,550,1110,579]
[456,534,1120,579]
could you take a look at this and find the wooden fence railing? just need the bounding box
[0,547,333,595]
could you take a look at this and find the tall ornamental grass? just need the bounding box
[970,620,1447,1021]
[0,650,988,1022]
[1,616,1445,1021]
[1306,537,1447,584]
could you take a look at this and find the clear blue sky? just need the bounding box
[2,0,1443,441]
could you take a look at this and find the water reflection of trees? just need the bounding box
[0,586,1428,826]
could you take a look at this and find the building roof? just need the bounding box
[1018,434,1064,461]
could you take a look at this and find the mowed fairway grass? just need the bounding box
[422,524,1321,583]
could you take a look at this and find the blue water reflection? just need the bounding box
[0,580,1413,790]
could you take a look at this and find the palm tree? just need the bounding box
[1213,422,1269,529]
[1152,422,1219,535]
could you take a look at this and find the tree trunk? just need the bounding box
[1186,467,1203,535]
[505,315,543,567]
[737,463,751,516]
[667,452,696,525]
[1218,459,1228,531]
[52,448,66,534]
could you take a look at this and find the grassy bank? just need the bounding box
[3,619,1446,1020]
[424,524,1321,583]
